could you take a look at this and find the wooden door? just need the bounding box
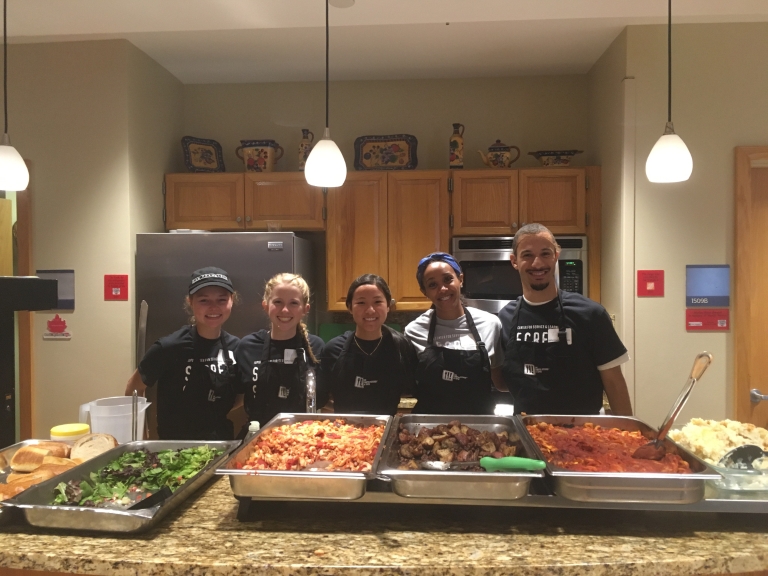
[519,168,586,233]
[165,173,245,231]
[387,171,450,311]
[325,172,388,311]
[734,146,768,427]
[451,170,519,235]
[245,173,325,231]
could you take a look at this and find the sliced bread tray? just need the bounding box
[517,415,721,504]
[3,440,239,533]
[217,413,392,501]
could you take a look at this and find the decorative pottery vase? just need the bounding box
[298,129,314,171]
[449,123,465,169]
[478,139,521,168]
[235,140,284,172]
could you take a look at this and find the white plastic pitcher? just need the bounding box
[78,396,150,444]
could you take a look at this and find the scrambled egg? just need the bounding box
[668,418,768,465]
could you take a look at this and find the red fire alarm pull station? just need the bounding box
[104,275,129,301]
[637,270,664,297]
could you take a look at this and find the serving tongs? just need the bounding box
[632,351,713,461]
[421,456,546,472]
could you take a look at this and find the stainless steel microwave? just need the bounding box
[451,235,588,314]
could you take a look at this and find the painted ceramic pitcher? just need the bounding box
[449,123,465,169]
[478,139,521,168]
[235,140,284,172]
[298,129,314,171]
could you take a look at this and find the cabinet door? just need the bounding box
[519,168,586,233]
[244,173,325,230]
[452,170,519,235]
[387,171,450,311]
[165,173,245,231]
[325,172,388,311]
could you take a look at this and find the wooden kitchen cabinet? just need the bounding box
[244,173,325,231]
[326,172,388,310]
[164,173,245,230]
[519,168,587,234]
[451,170,519,235]
[165,172,325,231]
[325,171,450,312]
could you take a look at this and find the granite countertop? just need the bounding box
[1,478,768,575]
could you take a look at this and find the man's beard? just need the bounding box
[531,281,550,291]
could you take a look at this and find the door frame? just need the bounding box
[16,161,34,439]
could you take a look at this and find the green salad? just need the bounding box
[52,446,222,508]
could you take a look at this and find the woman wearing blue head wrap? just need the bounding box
[405,253,508,414]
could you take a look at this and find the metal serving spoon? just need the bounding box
[718,444,767,471]
[633,352,713,461]
[421,456,546,472]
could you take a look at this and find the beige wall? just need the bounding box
[4,40,181,437]
[183,76,591,173]
[605,22,768,426]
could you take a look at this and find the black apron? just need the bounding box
[502,291,583,414]
[331,331,403,415]
[414,308,495,415]
[182,332,236,440]
[249,333,310,425]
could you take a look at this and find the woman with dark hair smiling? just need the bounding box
[321,274,417,415]
[405,253,506,415]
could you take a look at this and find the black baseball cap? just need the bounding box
[189,267,234,294]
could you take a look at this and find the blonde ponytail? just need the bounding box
[299,321,318,364]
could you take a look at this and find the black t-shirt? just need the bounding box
[234,329,327,426]
[138,325,240,440]
[321,328,417,415]
[498,291,626,414]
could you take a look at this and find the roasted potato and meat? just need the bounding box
[397,420,519,471]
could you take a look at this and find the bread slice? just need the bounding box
[70,433,118,462]
[10,446,51,472]
[34,441,71,459]
[6,467,55,485]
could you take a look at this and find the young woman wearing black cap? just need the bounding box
[321,274,417,415]
[234,273,327,432]
[405,253,507,415]
[125,267,241,440]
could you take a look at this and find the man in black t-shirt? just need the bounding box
[499,224,633,416]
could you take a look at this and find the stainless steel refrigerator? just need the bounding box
[135,231,314,348]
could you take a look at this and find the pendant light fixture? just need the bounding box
[304,0,347,188]
[645,0,692,183]
[0,0,29,192]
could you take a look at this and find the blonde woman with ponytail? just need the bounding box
[234,273,327,433]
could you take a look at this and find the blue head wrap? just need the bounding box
[416,252,463,290]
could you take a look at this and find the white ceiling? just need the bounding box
[9,0,768,83]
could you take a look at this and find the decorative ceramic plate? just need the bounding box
[181,136,225,173]
[528,150,583,167]
[354,134,418,170]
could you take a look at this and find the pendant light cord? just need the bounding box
[667,0,672,123]
[3,0,8,135]
[325,0,329,129]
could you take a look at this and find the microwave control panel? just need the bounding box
[559,260,583,294]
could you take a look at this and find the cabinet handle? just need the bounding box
[246,216,252,222]
[236,217,242,223]
[512,222,518,229]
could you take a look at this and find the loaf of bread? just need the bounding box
[6,467,55,486]
[70,433,118,462]
[42,455,76,467]
[0,482,27,502]
[10,446,51,472]
[0,452,7,469]
[34,441,71,459]
[35,463,76,477]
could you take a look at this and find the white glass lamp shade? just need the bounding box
[304,128,347,188]
[0,140,29,191]
[645,123,693,183]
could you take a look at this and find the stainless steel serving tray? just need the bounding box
[518,415,721,504]
[378,415,545,501]
[0,439,62,526]
[217,413,393,501]
[4,440,239,533]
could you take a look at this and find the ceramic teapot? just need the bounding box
[235,139,284,172]
[478,139,521,168]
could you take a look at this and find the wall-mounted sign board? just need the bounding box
[686,265,730,307]
[686,308,729,331]
[637,270,664,297]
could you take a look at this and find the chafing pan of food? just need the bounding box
[217,413,393,501]
[377,415,545,501]
[4,440,238,533]
[518,415,721,504]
